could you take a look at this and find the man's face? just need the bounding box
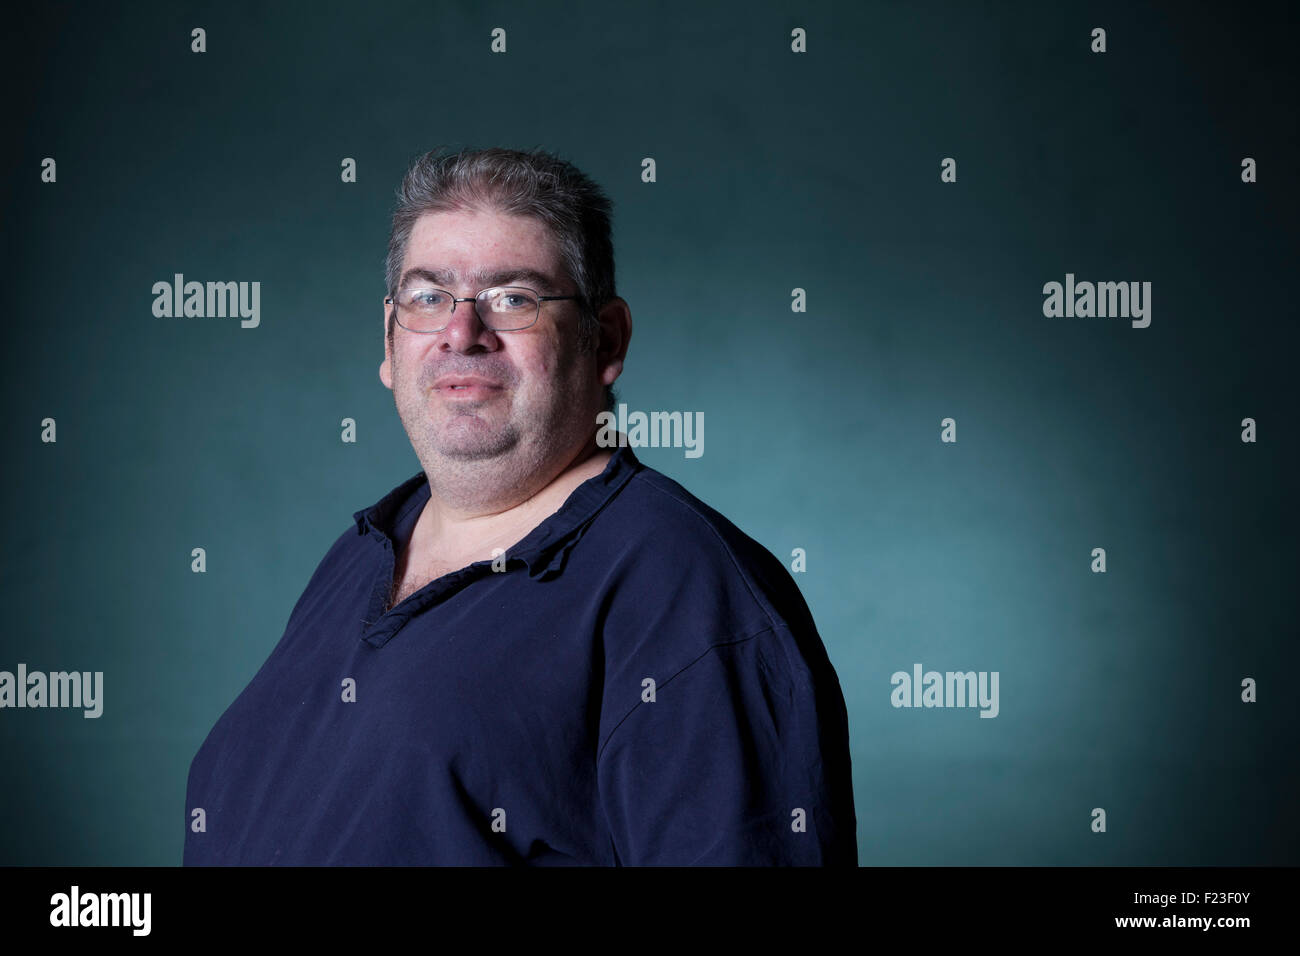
[379,207,600,479]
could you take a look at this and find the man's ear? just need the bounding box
[596,297,632,387]
[379,301,394,390]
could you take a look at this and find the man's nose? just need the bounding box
[438,297,496,349]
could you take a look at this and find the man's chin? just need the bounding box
[430,423,519,461]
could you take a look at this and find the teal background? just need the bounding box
[1,0,1296,865]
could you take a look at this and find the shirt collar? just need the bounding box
[351,444,643,579]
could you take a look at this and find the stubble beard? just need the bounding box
[392,356,560,511]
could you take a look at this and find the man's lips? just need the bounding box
[433,375,503,389]
[431,376,505,397]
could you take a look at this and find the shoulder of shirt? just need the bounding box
[599,462,815,640]
[593,466,838,763]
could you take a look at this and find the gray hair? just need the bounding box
[384,146,618,412]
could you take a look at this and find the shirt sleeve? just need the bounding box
[596,624,858,866]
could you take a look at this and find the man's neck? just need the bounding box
[411,432,613,564]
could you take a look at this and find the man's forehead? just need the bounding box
[399,264,567,294]
[403,212,566,291]
[402,210,564,289]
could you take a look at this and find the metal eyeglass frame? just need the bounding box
[384,286,582,333]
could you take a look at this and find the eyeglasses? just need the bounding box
[384,286,582,333]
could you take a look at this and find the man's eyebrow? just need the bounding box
[399,267,567,294]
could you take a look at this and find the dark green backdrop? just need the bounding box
[1,0,1296,865]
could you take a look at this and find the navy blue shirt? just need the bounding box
[183,446,857,865]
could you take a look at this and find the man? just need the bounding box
[183,146,857,865]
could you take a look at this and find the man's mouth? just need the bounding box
[433,376,503,389]
[432,376,505,400]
